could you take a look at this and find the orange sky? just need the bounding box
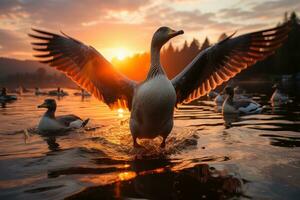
[0,0,299,61]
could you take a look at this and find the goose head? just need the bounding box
[38,99,57,112]
[151,27,184,49]
[224,86,234,99]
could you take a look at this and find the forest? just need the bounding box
[112,12,300,82]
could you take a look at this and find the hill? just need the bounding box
[0,57,58,77]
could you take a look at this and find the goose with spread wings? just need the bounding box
[29,22,291,148]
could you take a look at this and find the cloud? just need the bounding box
[219,0,300,22]
[0,0,19,14]
[0,0,150,27]
[0,28,31,58]
[0,0,299,60]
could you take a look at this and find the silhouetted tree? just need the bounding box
[200,37,210,51]
[218,33,228,42]
[110,11,299,82]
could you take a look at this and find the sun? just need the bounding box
[115,48,130,60]
[117,108,124,118]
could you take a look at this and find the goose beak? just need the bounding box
[169,30,184,38]
[38,102,47,108]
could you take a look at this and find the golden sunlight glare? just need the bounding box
[117,108,124,118]
[115,48,130,60]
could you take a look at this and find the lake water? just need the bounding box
[0,88,299,200]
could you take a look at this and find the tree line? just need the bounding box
[113,11,300,81]
[0,67,75,89]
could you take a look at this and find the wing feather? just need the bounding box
[172,21,291,104]
[29,29,136,110]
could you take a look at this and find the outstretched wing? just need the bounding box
[172,21,291,104]
[29,29,137,110]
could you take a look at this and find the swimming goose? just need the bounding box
[207,90,219,100]
[74,89,91,97]
[270,84,290,106]
[233,86,249,100]
[214,86,249,106]
[35,87,48,95]
[214,92,225,106]
[0,88,17,102]
[222,87,263,114]
[48,87,68,96]
[37,99,89,133]
[29,22,291,147]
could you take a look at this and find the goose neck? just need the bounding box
[45,109,55,119]
[150,46,161,67]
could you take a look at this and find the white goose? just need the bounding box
[37,99,89,133]
[222,87,263,114]
[29,22,290,147]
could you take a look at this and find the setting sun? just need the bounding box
[117,108,124,118]
[115,48,131,60]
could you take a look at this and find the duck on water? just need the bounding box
[37,99,89,134]
[29,21,291,148]
[0,88,17,102]
[222,86,263,115]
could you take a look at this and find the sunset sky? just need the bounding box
[0,0,299,61]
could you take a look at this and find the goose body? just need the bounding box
[37,99,89,133]
[214,86,249,106]
[0,88,17,102]
[0,95,17,102]
[38,115,67,132]
[35,88,48,96]
[74,89,91,97]
[30,22,291,147]
[214,94,224,106]
[222,87,262,115]
[48,88,68,96]
[130,75,176,147]
[223,98,262,114]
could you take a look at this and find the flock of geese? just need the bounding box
[212,84,290,114]
[2,21,293,148]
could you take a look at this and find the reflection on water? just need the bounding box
[223,113,240,128]
[0,89,299,200]
[67,159,244,200]
[45,136,60,151]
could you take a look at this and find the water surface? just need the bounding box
[0,89,299,199]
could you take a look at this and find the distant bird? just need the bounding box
[214,86,249,106]
[270,84,290,106]
[35,87,48,95]
[74,89,91,97]
[48,87,68,96]
[233,86,249,99]
[207,90,219,100]
[29,22,291,147]
[37,99,89,133]
[222,86,263,114]
[11,86,31,95]
[214,93,225,106]
[0,87,17,102]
